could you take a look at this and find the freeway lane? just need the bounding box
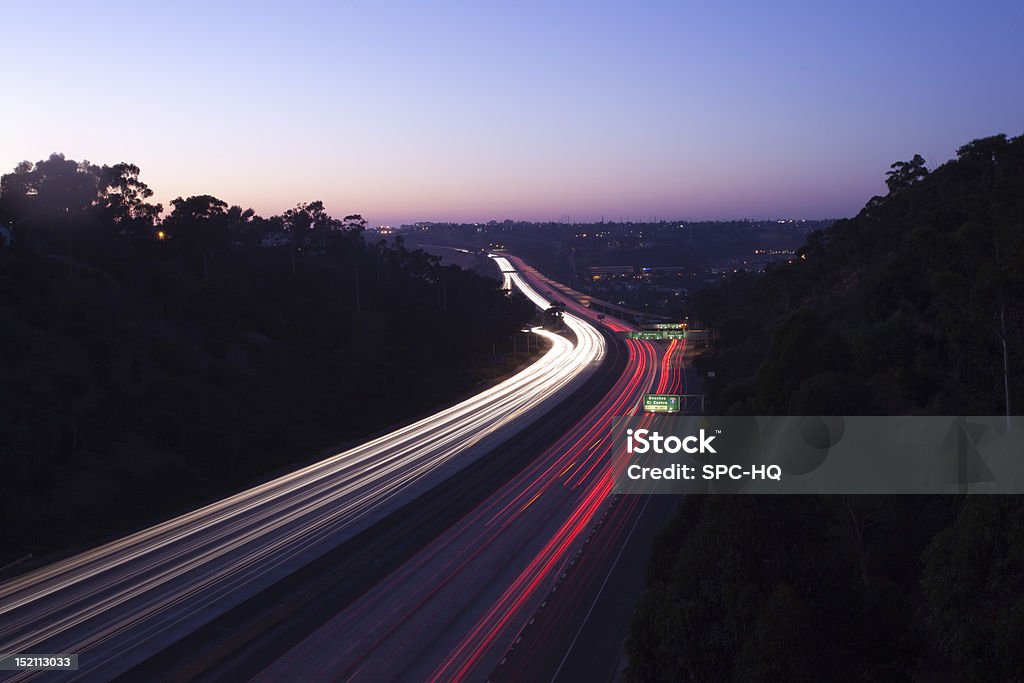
[490,339,699,683]
[0,263,605,682]
[253,257,672,682]
[130,333,627,683]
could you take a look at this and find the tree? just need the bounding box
[753,310,854,412]
[930,135,1023,421]
[626,497,860,682]
[922,497,1024,680]
[283,201,336,247]
[342,214,366,232]
[224,205,257,246]
[0,161,39,227]
[885,153,929,194]
[17,154,100,218]
[162,195,230,280]
[94,162,162,239]
[282,200,338,274]
[0,154,102,273]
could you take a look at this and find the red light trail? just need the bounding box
[256,256,693,682]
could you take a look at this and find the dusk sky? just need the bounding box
[3,1,1022,227]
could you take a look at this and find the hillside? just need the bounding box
[0,156,537,567]
[692,133,1024,416]
[628,133,1024,681]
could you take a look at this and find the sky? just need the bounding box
[2,0,1022,227]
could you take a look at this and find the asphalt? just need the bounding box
[116,328,627,683]
[487,349,700,683]
[488,492,682,683]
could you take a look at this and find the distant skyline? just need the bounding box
[3,1,1023,227]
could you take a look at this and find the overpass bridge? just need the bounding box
[505,258,670,325]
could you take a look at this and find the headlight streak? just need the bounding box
[0,259,605,682]
[251,257,686,683]
[431,337,659,683]
[436,311,691,682]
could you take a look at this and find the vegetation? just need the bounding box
[628,133,1024,681]
[691,134,1024,417]
[0,154,537,564]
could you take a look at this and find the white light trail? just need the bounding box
[0,260,605,682]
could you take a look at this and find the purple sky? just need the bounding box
[3,1,1022,226]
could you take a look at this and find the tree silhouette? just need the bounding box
[884,153,929,194]
[94,162,162,238]
[162,195,229,280]
[282,200,338,274]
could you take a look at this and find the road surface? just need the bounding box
[251,256,693,682]
[0,261,605,682]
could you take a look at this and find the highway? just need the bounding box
[252,256,690,681]
[0,261,606,682]
[490,339,695,682]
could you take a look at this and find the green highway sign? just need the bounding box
[643,393,681,413]
[627,330,665,340]
[625,329,697,341]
